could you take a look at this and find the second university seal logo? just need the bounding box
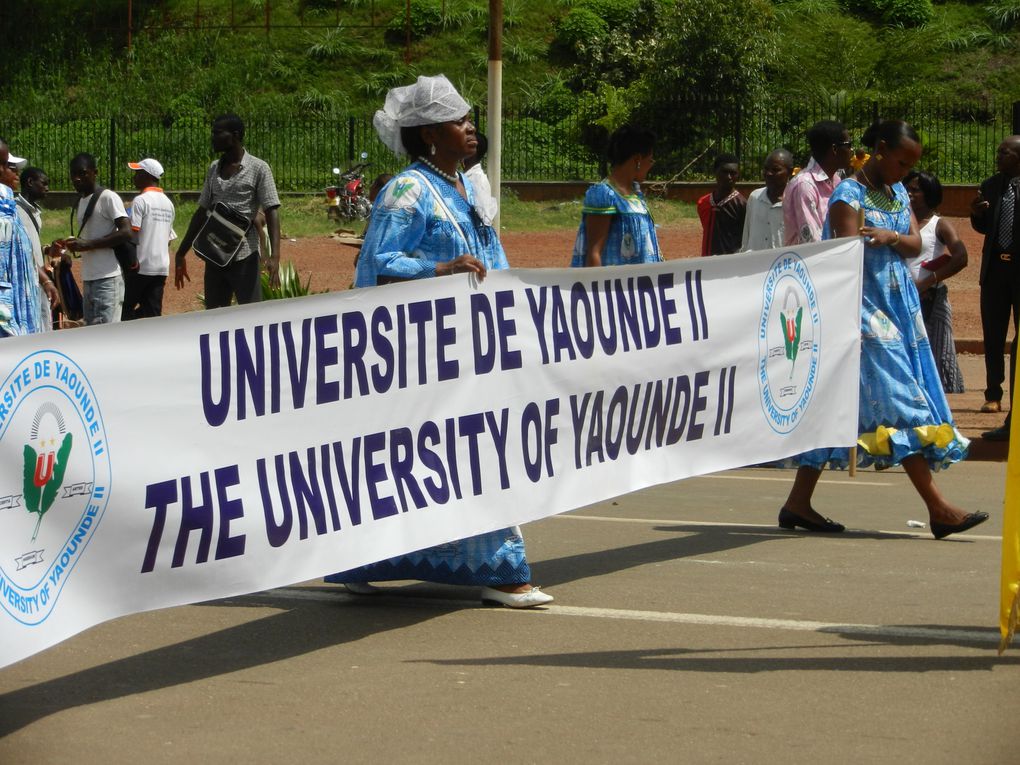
[757,253,821,434]
[0,351,111,625]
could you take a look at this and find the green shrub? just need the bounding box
[262,261,315,301]
[884,0,934,26]
[554,8,609,54]
[579,0,641,27]
[520,76,577,123]
[986,0,1020,29]
[385,0,444,42]
[845,0,933,26]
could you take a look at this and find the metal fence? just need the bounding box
[3,97,1017,193]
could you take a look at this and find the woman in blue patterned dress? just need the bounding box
[0,149,41,338]
[778,120,988,540]
[572,125,661,268]
[327,75,552,608]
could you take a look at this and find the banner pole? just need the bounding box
[848,208,867,478]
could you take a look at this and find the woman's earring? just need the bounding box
[875,153,883,161]
[636,161,641,170]
[430,144,437,157]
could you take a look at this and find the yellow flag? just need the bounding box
[1000,358,1020,653]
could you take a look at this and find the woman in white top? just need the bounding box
[904,170,968,393]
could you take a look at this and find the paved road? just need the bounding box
[0,462,1015,764]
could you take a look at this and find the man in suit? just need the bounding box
[971,135,1020,441]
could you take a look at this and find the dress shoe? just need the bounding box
[344,582,381,595]
[982,424,1011,442]
[980,400,1002,413]
[480,586,554,608]
[931,512,990,540]
[777,507,845,533]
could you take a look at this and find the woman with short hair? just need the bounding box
[903,170,968,393]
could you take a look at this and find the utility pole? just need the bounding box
[488,0,502,230]
[405,0,412,64]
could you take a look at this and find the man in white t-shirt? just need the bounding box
[123,158,176,319]
[462,132,498,226]
[66,153,132,325]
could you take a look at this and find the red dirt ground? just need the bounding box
[165,216,988,341]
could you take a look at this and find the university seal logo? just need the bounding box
[0,351,111,625]
[757,253,821,434]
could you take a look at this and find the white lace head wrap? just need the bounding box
[373,75,471,157]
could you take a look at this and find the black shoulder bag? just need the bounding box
[192,202,253,268]
[15,197,41,235]
[72,187,139,273]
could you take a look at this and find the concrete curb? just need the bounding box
[956,338,1011,355]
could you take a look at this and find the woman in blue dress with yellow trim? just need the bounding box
[778,120,988,540]
[327,75,552,608]
[572,125,661,268]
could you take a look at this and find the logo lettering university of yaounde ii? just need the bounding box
[1,350,111,626]
[757,253,821,435]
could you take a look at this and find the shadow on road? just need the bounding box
[533,526,774,586]
[0,591,444,738]
[532,522,913,587]
[414,646,1020,673]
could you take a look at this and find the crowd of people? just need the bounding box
[1,74,1017,607]
[0,112,281,332]
[328,76,1010,605]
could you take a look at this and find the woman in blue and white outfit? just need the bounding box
[572,124,661,268]
[0,142,41,338]
[328,75,552,608]
[778,120,987,540]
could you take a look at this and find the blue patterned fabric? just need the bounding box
[0,196,41,337]
[353,162,507,288]
[334,160,531,587]
[571,180,661,267]
[326,527,531,586]
[791,179,968,471]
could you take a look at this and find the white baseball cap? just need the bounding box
[7,152,27,171]
[128,158,164,179]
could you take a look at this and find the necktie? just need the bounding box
[999,180,1017,251]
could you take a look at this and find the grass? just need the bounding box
[39,192,697,245]
[39,195,355,246]
[497,193,696,232]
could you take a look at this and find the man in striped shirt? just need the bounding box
[783,121,854,246]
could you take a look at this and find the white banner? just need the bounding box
[0,238,863,667]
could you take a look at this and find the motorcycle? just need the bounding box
[326,152,371,222]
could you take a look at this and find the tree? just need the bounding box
[641,0,778,103]
[558,0,780,173]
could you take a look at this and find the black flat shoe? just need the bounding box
[778,507,845,533]
[931,512,990,540]
[981,425,1010,442]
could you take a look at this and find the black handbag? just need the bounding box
[192,202,252,268]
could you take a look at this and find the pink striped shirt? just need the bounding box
[782,157,842,245]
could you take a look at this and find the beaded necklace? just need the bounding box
[418,157,459,184]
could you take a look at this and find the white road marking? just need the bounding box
[255,587,999,646]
